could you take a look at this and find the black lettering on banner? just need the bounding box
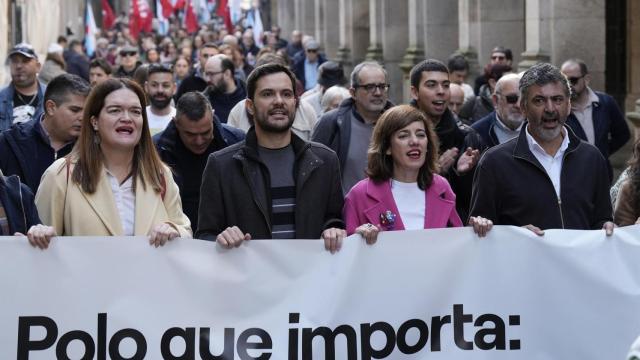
[453,304,474,350]
[236,328,272,360]
[199,328,235,360]
[56,330,95,360]
[108,328,147,360]
[161,327,196,359]
[17,316,58,359]
[429,315,451,351]
[302,325,357,360]
[360,322,395,360]
[98,312,107,360]
[473,314,506,350]
[508,315,521,350]
[288,313,300,360]
[396,319,429,354]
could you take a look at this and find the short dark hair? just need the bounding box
[218,55,235,76]
[202,42,219,51]
[519,62,570,107]
[447,55,469,73]
[410,59,449,88]
[175,92,212,122]
[367,105,439,190]
[246,63,297,101]
[90,58,112,75]
[492,46,513,61]
[44,73,90,106]
[147,63,173,77]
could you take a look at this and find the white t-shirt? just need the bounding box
[391,180,426,230]
[146,106,176,135]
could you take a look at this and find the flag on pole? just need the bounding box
[184,0,199,34]
[160,0,174,18]
[216,0,232,33]
[156,0,170,35]
[245,5,263,47]
[129,0,153,39]
[85,0,98,57]
[101,0,116,29]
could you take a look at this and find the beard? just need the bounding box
[254,105,296,133]
[149,94,172,109]
[206,80,228,94]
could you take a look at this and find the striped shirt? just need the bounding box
[259,145,296,239]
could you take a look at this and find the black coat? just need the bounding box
[0,117,75,193]
[0,174,41,234]
[154,117,245,230]
[196,128,344,240]
[469,124,612,229]
[174,70,208,101]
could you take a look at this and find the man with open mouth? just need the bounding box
[469,62,614,236]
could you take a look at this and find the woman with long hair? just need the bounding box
[34,78,191,248]
[343,105,491,243]
[614,139,640,226]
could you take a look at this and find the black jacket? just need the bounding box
[154,117,245,230]
[0,117,75,192]
[565,91,630,182]
[196,127,344,240]
[458,84,494,125]
[203,78,247,124]
[0,173,41,234]
[471,111,501,151]
[174,69,208,101]
[469,124,612,229]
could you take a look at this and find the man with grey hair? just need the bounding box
[469,62,614,236]
[312,61,393,193]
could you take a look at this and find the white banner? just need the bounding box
[2,226,640,359]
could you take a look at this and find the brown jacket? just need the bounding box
[614,180,640,226]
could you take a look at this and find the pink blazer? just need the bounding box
[343,175,463,235]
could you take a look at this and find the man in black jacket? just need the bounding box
[197,64,345,252]
[469,63,614,235]
[0,74,90,192]
[154,92,245,231]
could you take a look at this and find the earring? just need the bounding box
[94,132,101,145]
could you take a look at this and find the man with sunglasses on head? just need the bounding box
[114,44,141,79]
[293,39,326,92]
[561,59,629,182]
[470,73,524,151]
[145,64,177,135]
[312,61,394,194]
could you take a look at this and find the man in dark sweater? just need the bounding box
[154,92,244,231]
[203,54,247,123]
[0,74,90,192]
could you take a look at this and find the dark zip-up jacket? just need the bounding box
[565,90,630,182]
[0,173,41,234]
[196,127,344,241]
[469,123,612,229]
[0,116,75,192]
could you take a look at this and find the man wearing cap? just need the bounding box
[293,39,327,91]
[301,61,348,116]
[114,44,141,79]
[0,43,46,131]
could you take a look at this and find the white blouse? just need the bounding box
[106,171,136,236]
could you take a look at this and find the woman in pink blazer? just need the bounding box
[343,105,491,243]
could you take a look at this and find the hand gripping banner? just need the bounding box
[2,225,640,359]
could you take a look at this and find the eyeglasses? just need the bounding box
[120,51,137,57]
[204,70,224,78]
[567,75,584,85]
[355,83,390,93]
[498,93,519,104]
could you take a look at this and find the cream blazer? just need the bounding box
[35,158,192,237]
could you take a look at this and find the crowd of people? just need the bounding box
[0,18,636,256]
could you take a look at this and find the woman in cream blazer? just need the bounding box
[35,78,191,247]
